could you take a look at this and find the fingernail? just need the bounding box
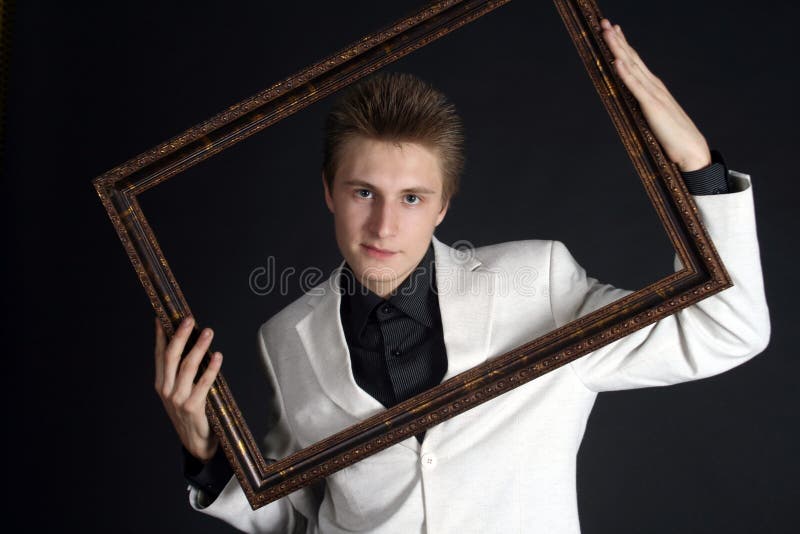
[203,328,212,338]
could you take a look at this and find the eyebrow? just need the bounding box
[341,179,438,195]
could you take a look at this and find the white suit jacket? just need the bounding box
[188,171,770,533]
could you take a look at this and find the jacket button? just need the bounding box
[421,453,437,469]
[392,349,402,358]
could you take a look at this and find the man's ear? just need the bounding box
[322,172,334,214]
[435,197,450,227]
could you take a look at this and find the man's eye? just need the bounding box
[404,194,420,205]
[356,189,373,199]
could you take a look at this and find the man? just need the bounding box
[154,19,769,533]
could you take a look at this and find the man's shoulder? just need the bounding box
[258,271,339,339]
[470,239,555,268]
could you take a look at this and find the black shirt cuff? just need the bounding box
[680,149,730,195]
[182,444,234,503]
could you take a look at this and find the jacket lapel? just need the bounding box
[295,263,385,421]
[431,235,496,382]
[296,262,420,452]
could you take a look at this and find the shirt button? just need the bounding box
[421,453,437,469]
[381,305,392,314]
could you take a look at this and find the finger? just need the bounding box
[611,23,662,88]
[154,317,166,391]
[161,316,194,395]
[604,27,661,103]
[601,22,636,69]
[609,23,688,124]
[601,21,641,72]
[615,26,649,75]
[614,57,660,109]
[185,351,223,413]
[611,32,685,119]
[173,327,215,401]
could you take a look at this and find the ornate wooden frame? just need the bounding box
[92,0,731,509]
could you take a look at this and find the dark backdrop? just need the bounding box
[4,1,797,532]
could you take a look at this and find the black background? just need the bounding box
[4,1,798,532]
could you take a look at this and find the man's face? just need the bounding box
[323,136,449,299]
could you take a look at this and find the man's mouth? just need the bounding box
[362,244,397,257]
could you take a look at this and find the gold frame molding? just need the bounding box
[92,0,731,509]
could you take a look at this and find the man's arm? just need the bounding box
[548,21,768,388]
[153,317,312,531]
[600,18,712,173]
[182,324,322,533]
[555,168,769,391]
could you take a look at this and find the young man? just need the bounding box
[154,19,769,533]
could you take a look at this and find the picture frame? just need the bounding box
[92,0,731,509]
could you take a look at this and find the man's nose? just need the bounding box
[368,200,398,238]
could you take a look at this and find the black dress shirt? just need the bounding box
[182,155,731,502]
[339,243,447,413]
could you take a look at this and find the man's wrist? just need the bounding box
[680,149,730,195]
[677,149,712,173]
[182,443,234,502]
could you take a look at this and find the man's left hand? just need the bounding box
[600,18,711,172]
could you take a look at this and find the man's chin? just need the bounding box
[351,259,406,282]
[361,267,404,284]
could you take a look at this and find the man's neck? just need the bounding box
[364,275,411,300]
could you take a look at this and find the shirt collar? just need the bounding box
[340,243,437,335]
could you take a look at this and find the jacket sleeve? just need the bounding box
[185,326,321,533]
[553,170,770,392]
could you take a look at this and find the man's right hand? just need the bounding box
[154,315,223,463]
